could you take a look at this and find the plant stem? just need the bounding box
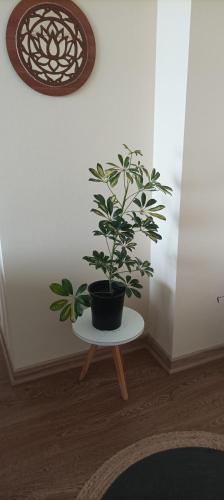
[105,237,112,257]
[126,188,143,201]
[124,189,144,212]
[123,169,126,191]
[107,153,132,291]
[108,236,117,293]
[71,299,75,322]
[118,269,140,275]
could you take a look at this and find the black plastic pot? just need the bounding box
[88,280,125,330]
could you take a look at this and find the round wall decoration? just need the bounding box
[6,0,96,96]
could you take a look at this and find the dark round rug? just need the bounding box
[102,447,224,500]
[77,432,224,500]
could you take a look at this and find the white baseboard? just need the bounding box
[146,334,224,374]
[0,330,147,385]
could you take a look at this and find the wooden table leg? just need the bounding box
[112,346,128,401]
[79,345,97,382]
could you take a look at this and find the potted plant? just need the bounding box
[49,145,172,330]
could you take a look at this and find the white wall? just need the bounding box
[0,0,156,370]
[150,0,224,360]
[173,0,224,357]
[150,0,191,357]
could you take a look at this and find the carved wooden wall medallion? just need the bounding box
[6,0,96,96]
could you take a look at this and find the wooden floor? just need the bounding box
[1,346,224,500]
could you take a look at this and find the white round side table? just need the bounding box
[72,307,144,401]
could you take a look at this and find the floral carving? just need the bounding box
[17,5,87,86]
[7,0,96,95]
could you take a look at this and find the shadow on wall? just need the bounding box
[125,280,150,333]
[149,279,173,358]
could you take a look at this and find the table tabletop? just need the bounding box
[72,306,144,346]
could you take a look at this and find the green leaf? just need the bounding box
[123,144,132,153]
[141,193,146,206]
[124,156,129,168]
[70,303,75,322]
[113,208,123,218]
[155,183,173,195]
[133,198,141,208]
[78,294,90,307]
[131,282,142,289]
[49,283,69,296]
[60,304,72,321]
[151,168,156,178]
[99,221,109,233]
[131,288,141,298]
[97,163,104,177]
[146,198,156,207]
[83,256,91,262]
[144,182,154,190]
[91,209,106,217]
[132,212,142,225]
[94,194,106,205]
[125,287,132,298]
[134,149,143,156]
[62,279,73,295]
[76,284,88,296]
[105,168,116,176]
[135,174,143,189]
[74,301,84,318]
[163,185,173,193]
[148,232,162,241]
[149,205,165,211]
[110,172,120,187]
[50,299,68,311]
[89,168,101,179]
[93,230,103,237]
[149,212,166,220]
[107,197,113,215]
[118,154,123,166]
